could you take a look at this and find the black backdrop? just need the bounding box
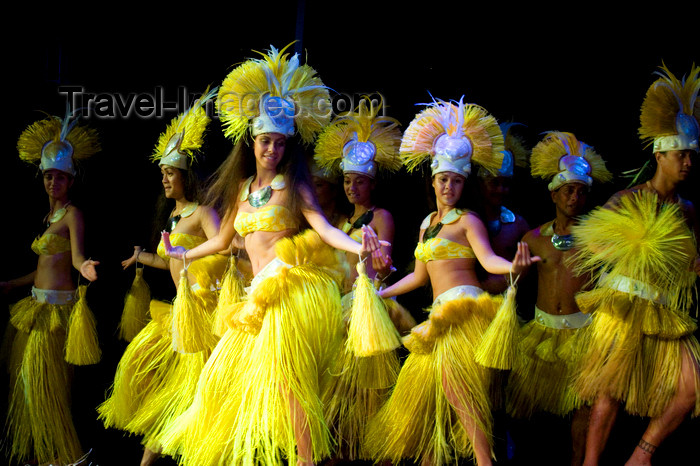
[1,3,699,465]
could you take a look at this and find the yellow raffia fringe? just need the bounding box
[119,267,151,342]
[568,190,697,312]
[399,98,504,176]
[530,131,612,183]
[65,285,101,365]
[313,96,403,176]
[212,255,246,337]
[474,285,519,369]
[639,63,700,148]
[17,112,100,165]
[217,43,331,145]
[8,306,83,464]
[171,268,215,354]
[346,261,401,357]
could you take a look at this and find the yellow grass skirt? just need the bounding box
[570,286,700,418]
[159,230,345,466]
[322,291,401,461]
[97,281,220,451]
[4,289,83,465]
[364,286,504,465]
[506,309,590,418]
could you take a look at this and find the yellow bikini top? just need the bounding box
[156,233,207,260]
[414,210,475,262]
[234,204,298,237]
[31,233,71,256]
[341,221,364,242]
[340,208,374,242]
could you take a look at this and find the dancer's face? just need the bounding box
[480,175,511,207]
[432,171,465,207]
[161,165,185,200]
[344,173,374,207]
[551,182,588,218]
[656,149,694,184]
[254,133,287,172]
[43,169,73,201]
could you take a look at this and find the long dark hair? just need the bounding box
[202,134,315,228]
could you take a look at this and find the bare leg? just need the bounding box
[624,347,698,466]
[288,388,313,466]
[140,448,161,466]
[442,371,492,466]
[571,405,590,466]
[582,394,619,466]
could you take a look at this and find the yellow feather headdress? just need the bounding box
[216,43,331,145]
[530,131,612,191]
[151,86,217,169]
[313,96,402,179]
[17,105,100,175]
[639,63,700,152]
[399,96,504,178]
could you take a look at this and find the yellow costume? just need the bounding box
[507,131,611,419]
[97,233,226,451]
[567,64,700,419]
[158,43,340,466]
[313,97,406,460]
[364,96,513,464]
[568,189,700,418]
[98,88,227,454]
[5,107,100,466]
[159,230,345,465]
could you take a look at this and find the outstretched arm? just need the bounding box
[66,207,99,281]
[465,212,539,275]
[378,256,429,299]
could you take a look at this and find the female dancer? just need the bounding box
[366,97,538,466]
[2,109,100,465]
[97,89,227,466]
[312,97,417,461]
[159,44,385,466]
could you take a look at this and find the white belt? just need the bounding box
[31,287,76,305]
[600,273,667,305]
[433,284,483,306]
[534,306,591,329]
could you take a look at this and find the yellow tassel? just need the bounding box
[475,285,519,370]
[171,268,216,353]
[65,285,101,365]
[212,256,246,337]
[118,267,151,342]
[346,261,401,357]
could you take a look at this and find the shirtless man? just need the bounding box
[476,123,531,295]
[575,64,700,466]
[506,131,612,466]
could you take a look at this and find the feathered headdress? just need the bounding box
[639,63,700,152]
[479,121,529,178]
[216,43,331,145]
[17,104,100,175]
[400,96,504,178]
[530,131,612,191]
[313,96,402,179]
[151,86,218,169]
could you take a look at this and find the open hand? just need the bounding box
[80,259,100,282]
[121,246,142,270]
[510,241,540,275]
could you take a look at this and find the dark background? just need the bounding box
[1,2,699,465]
